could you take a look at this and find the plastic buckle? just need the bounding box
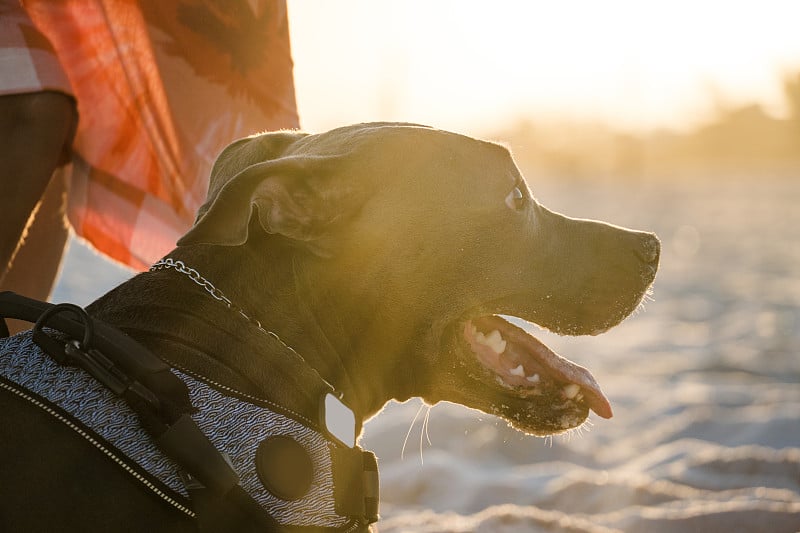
[63,340,161,411]
[321,393,356,448]
[64,341,129,394]
[331,446,380,523]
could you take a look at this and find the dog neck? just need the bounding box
[87,241,418,428]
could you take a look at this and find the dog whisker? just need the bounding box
[574,419,593,439]
[423,405,432,446]
[419,405,433,465]
[630,287,656,318]
[401,400,426,461]
[634,299,648,316]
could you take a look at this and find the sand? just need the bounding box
[53,174,800,532]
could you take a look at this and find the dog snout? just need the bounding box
[636,233,661,265]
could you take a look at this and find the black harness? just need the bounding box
[0,291,379,532]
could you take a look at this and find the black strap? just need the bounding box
[157,414,239,494]
[0,292,173,377]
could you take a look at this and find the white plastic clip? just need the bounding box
[322,393,356,447]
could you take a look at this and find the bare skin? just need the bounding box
[0,91,75,332]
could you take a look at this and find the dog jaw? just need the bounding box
[463,316,612,421]
[417,305,628,437]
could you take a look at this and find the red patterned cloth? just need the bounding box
[1,1,299,269]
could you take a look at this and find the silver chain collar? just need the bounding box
[149,258,299,358]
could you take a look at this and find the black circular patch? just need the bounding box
[255,436,314,501]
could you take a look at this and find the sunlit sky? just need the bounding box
[287,0,800,135]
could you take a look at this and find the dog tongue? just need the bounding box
[468,315,613,419]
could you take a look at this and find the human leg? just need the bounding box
[0,91,75,285]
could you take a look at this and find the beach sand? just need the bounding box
[53,174,800,532]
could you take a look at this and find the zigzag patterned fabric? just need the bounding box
[0,331,347,528]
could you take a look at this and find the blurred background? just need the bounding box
[289,0,800,178]
[53,1,800,531]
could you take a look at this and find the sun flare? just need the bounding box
[288,0,800,133]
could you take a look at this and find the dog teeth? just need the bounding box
[526,373,540,383]
[475,329,507,354]
[563,384,581,399]
[509,364,525,377]
[486,330,507,354]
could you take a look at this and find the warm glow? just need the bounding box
[287,0,800,134]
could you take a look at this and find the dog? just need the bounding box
[0,122,659,531]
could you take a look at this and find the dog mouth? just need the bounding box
[456,314,612,434]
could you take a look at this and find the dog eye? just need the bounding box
[505,186,526,211]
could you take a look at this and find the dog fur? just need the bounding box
[0,123,659,530]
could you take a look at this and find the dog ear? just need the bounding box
[177,131,339,247]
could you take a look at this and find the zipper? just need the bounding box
[0,379,195,518]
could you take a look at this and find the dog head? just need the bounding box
[179,123,660,436]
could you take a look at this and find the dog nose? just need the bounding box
[636,233,661,264]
